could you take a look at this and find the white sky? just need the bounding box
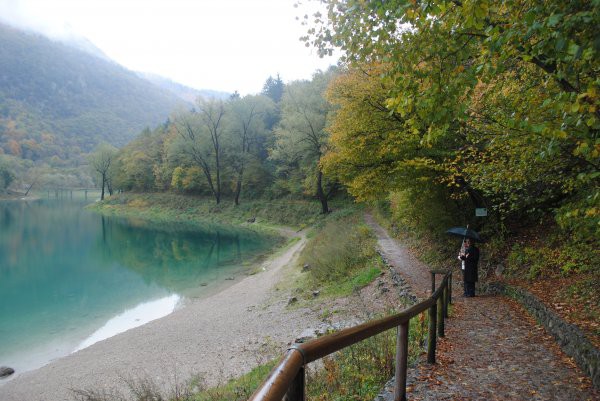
[0,0,336,94]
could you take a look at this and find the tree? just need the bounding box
[271,69,337,214]
[305,0,599,234]
[262,74,285,103]
[322,63,435,201]
[226,95,275,205]
[0,156,16,192]
[113,126,168,192]
[89,144,118,200]
[172,98,226,204]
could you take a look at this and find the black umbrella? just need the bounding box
[446,227,482,242]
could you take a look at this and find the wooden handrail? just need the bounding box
[249,270,453,401]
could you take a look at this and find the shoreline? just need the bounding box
[0,227,313,401]
[0,196,286,382]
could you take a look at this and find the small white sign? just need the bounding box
[475,208,488,217]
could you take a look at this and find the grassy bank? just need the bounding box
[293,211,383,299]
[89,192,351,231]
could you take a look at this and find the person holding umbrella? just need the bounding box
[459,238,479,297]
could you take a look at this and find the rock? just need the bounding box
[225,277,235,280]
[495,264,505,277]
[301,263,311,272]
[247,216,256,223]
[288,297,298,305]
[312,290,320,297]
[0,366,14,378]
[380,287,389,294]
[200,282,208,286]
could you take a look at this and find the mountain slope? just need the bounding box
[0,23,186,163]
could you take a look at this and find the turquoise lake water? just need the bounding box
[0,197,277,376]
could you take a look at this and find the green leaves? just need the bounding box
[304,0,599,242]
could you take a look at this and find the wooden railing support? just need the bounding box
[443,286,449,318]
[394,322,409,401]
[437,294,445,338]
[448,271,453,304]
[430,271,436,294]
[283,367,305,401]
[427,302,437,364]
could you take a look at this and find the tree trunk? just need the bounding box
[100,174,106,201]
[316,170,329,214]
[234,166,244,206]
[215,152,221,204]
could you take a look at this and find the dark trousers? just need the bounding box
[463,281,476,297]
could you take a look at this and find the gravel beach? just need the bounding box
[0,231,318,401]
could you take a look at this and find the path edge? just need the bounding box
[487,282,600,389]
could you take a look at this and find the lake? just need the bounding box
[0,196,278,377]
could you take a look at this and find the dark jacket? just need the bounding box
[460,245,479,282]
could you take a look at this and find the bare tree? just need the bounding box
[173,98,226,204]
[89,144,118,200]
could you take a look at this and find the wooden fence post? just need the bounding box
[437,295,445,338]
[448,271,452,304]
[394,322,409,401]
[443,285,449,318]
[283,366,305,401]
[430,271,436,294]
[427,303,437,364]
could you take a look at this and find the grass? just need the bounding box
[292,211,383,299]
[70,360,278,401]
[192,360,278,401]
[305,312,429,401]
[90,192,351,231]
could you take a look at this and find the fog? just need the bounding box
[0,0,336,94]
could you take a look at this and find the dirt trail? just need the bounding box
[365,216,598,401]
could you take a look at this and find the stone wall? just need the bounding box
[487,282,600,389]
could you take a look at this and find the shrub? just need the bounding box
[300,214,377,286]
[507,242,600,280]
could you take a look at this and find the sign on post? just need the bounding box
[475,208,487,217]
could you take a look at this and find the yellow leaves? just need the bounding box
[572,141,589,156]
[591,144,600,159]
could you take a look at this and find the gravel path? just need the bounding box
[366,216,598,401]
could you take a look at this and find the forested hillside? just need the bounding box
[0,23,185,165]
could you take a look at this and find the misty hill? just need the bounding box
[0,23,186,163]
[137,72,230,103]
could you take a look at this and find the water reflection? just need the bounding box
[96,215,273,293]
[0,198,277,375]
[74,294,181,351]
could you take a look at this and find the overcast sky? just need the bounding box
[0,0,337,94]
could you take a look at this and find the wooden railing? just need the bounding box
[249,269,453,401]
